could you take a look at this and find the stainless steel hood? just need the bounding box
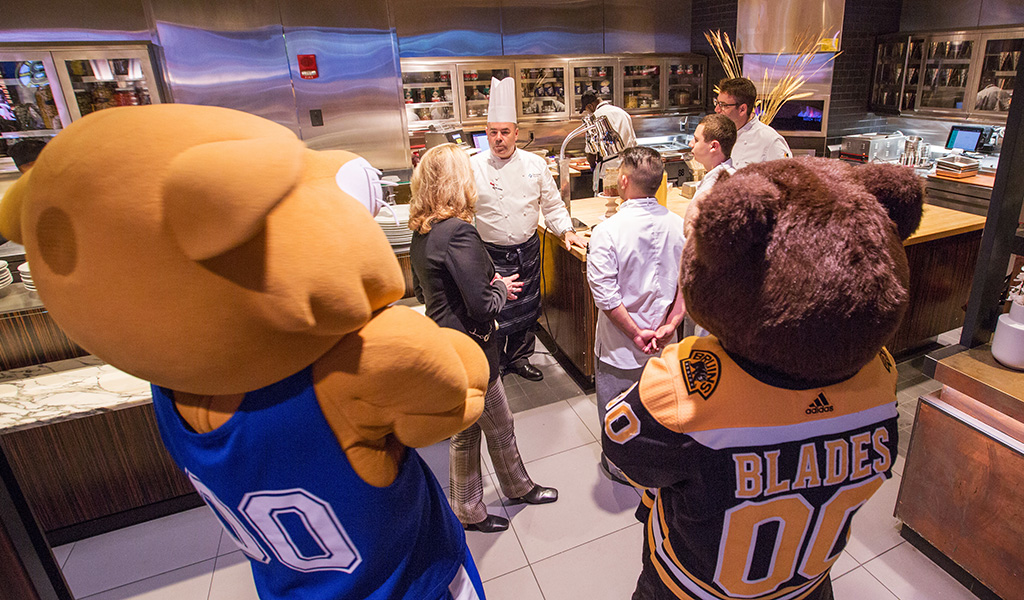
[735,0,844,54]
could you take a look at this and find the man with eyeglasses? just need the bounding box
[714,77,791,169]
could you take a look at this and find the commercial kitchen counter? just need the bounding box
[538,189,987,379]
[0,355,200,545]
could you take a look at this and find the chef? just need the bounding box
[714,77,791,168]
[471,77,588,382]
[580,91,637,194]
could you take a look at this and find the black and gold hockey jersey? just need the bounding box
[603,336,899,600]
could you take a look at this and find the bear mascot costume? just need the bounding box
[0,104,491,600]
[601,157,924,600]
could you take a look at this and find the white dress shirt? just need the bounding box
[471,148,574,246]
[731,115,791,169]
[586,197,686,369]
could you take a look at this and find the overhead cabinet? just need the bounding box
[400,54,707,131]
[1,44,164,149]
[870,27,1022,120]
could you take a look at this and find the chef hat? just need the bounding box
[487,77,517,124]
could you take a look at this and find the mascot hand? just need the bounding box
[313,305,487,486]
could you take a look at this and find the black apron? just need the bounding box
[483,232,541,336]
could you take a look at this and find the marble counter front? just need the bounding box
[0,356,151,433]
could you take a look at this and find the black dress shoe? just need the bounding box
[463,514,509,533]
[513,363,544,381]
[509,484,558,505]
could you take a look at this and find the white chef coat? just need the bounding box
[685,158,736,238]
[471,148,574,246]
[586,101,637,154]
[586,197,686,369]
[693,158,735,200]
[586,101,637,191]
[731,115,791,169]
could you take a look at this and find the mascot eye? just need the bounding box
[334,157,397,220]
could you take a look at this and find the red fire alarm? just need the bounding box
[298,54,319,80]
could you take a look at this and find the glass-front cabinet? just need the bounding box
[666,58,705,111]
[0,51,67,156]
[399,54,707,132]
[973,32,1022,114]
[870,35,923,113]
[919,33,978,112]
[2,44,161,172]
[458,62,512,122]
[570,60,614,113]
[51,47,160,120]
[870,26,1022,120]
[401,63,457,131]
[515,60,569,120]
[620,59,662,113]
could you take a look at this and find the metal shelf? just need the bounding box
[404,101,453,108]
[402,82,452,89]
[1,130,60,139]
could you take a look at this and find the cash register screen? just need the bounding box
[449,132,464,145]
[472,132,489,150]
[945,126,985,152]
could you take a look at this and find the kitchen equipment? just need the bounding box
[839,133,906,164]
[899,136,922,166]
[935,154,980,178]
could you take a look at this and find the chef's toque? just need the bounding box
[487,77,517,124]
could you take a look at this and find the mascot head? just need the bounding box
[0,104,405,394]
[682,157,924,383]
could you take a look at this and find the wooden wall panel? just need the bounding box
[0,405,195,536]
[889,230,982,354]
[396,252,415,299]
[897,397,1024,600]
[539,229,597,378]
[0,519,41,600]
[0,309,89,371]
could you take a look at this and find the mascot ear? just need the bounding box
[854,162,924,241]
[0,170,31,245]
[164,136,306,260]
[695,172,775,262]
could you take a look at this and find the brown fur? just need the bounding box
[682,157,923,382]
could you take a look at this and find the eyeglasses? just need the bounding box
[713,100,740,109]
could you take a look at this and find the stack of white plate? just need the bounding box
[0,260,12,291]
[375,203,412,252]
[18,262,35,291]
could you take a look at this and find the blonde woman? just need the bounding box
[410,144,558,533]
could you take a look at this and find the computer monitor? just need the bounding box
[472,131,489,151]
[945,125,987,152]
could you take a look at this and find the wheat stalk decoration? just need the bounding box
[705,29,841,127]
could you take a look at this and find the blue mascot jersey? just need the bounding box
[151,366,468,600]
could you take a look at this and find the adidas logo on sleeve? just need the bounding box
[806,393,834,415]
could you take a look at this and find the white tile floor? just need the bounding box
[50,340,985,600]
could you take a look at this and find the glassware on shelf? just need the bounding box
[0,59,65,135]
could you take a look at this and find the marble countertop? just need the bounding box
[0,356,153,433]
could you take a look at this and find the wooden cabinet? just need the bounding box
[898,349,1024,600]
[0,404,201,546]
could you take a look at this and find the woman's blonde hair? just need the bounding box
[408,143,477,234]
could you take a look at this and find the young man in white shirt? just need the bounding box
[471,78,588,382]
[586,146,686,483]
[714,77,791,168]
[684,113,737,239]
